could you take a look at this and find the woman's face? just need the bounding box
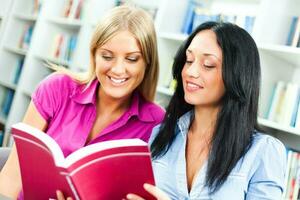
[182,29,225,107]
[95,31,146,100]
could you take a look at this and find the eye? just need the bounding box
[102,55,113,61]
[185,60,193,65]
[126,57,138,63]
[203,64,215,69]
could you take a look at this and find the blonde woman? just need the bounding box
[0,5,164,199]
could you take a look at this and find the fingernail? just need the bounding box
[127,194,132,199]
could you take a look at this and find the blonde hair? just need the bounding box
[53,5,159,102]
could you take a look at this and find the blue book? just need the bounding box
[0,130,3,146]
[13,58,24,84]
[181,1,197,34]
[2,89,14,117]
[290,87,300,127]
[286,16,298,46]
[244,16,256,34]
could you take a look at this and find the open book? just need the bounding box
[12,123,155,200]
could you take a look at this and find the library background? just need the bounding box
[0,0,299,199]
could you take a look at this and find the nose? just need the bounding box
[111,58,126,74]
[185,62,200,78]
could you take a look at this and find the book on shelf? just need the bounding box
[291,17,300,47]
[62,0,84,19]
[1,89,14,117]
[267,81,300,127]
[283,150,300,200]
[181,0,198,34]
[49,34,77,62]
[114,0,158,19]
[19,25,34,50]
[11,58,24,84]
[286,16,299,46]
[32,0,42,15]
[12,123,155,200]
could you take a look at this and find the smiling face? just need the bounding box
[182,30,225,108]
[95,30,146,101]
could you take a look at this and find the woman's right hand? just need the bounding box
[126,183,170,200]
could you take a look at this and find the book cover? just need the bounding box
[12,123,155,200]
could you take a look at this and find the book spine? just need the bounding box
[286,16,298,46]
[181,1,196,34]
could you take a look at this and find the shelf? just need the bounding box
[14,13,38,21]
[157,86,174,96]
[22,89,32,98]
[158,32,187,42]
[258,44,300,67]
[4,46,27,56]
[258,117,300,137]
[0,80,17,90]
[34,54,70,67]
[47,17,82,28]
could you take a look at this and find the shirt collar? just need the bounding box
[71,79,99,105]
[177,110,194,136]
[127,91,155,123]
[71,80,155,122]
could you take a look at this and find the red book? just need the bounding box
[12,123,155,200]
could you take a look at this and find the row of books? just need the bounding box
[115,0,158,20]
[286,16,300,47]
[283,150,300,200]
[19,25,34,50]
[49,34,77,62]
[181,1,255,34]
[0,88,14,118]
[266,81,300,128]
[61,0,84,19]
[10,58,24,85]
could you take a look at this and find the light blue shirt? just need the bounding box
[150,111,286,200]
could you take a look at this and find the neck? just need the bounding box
[97,88,131,116]
[190,105,220,139]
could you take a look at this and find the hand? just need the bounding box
[126,183,170,200]
[56,190,73,200]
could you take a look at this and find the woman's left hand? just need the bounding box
[126,183,170,200]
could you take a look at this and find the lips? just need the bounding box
[108,76,128,85]
[186,81,203,91]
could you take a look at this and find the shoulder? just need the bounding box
[250,133,286,157]
[244,133,287,174]
[139,99,165,124]
[39,73,77,90]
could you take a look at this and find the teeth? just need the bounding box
[187,82,199,88]
[110,77,126,84]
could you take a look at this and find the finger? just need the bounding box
[126,193,145,200]
[56,190,65,200]
[144,184,170,199]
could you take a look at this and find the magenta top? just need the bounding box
[31,73,165,157]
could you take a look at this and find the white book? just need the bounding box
[267,81,286,121]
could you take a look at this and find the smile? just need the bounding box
[108,76,128,85]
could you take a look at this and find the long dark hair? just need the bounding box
[151,21,261,193]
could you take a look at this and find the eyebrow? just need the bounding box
[99,48,142,55]
[186,49,221,61]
